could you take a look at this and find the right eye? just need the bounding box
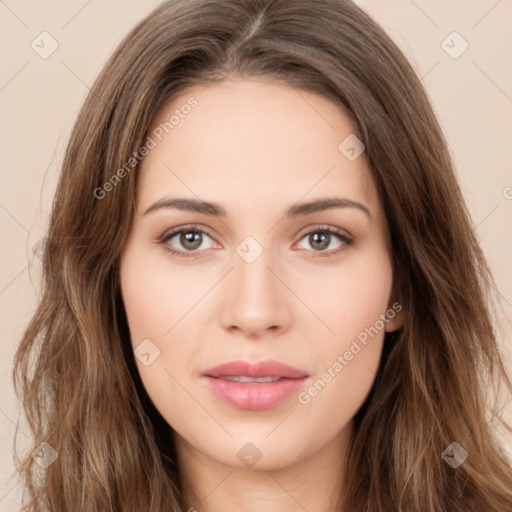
[158,224,218,258]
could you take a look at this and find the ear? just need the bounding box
[385,278,404,332]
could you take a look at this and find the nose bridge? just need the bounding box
[233,235,278,307]
[219,234,290,334]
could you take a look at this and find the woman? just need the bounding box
[12,0,512,510]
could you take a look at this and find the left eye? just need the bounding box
[295,228,351,255]
[158,225,352,258]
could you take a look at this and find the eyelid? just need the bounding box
[157,223,217,243]
[293,223,353,243]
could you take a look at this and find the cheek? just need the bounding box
[294,244,393,354]
[119,242,207,402]
[119,241,203,343]
[294,246,392,411]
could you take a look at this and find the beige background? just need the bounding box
[1,0,511,508]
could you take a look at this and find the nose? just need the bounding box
[218,246,292,339]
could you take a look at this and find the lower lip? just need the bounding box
[203,376,307,410]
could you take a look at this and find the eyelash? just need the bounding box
[157,223,353,259]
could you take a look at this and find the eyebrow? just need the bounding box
[142,196,371,220]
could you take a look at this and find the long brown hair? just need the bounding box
[12,0,512,510]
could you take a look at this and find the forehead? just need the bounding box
[138,78,378,215]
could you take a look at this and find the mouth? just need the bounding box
[202,359,309,410]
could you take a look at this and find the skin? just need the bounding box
[119,77,404,512]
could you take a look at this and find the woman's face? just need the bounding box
[119,78,402,471]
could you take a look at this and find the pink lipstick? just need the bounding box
[202,360,309,410]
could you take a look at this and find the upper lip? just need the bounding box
[203,359,309,379]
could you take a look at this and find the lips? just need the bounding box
[202,360,309,410]
[203,359,309,379]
